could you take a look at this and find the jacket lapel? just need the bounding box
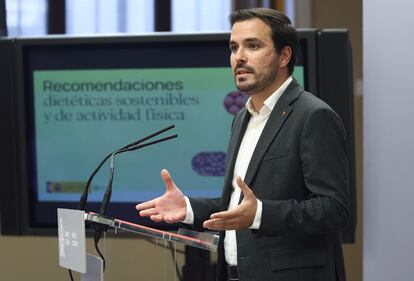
[221,109,251,210]
[243,79,304,187]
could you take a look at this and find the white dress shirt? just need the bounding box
[184,76,293,266]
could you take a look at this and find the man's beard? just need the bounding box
[233,63,279,95]
[234,71,279,95]
[233,64,257,93]
[235,77,257,93]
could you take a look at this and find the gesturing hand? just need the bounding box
[136,169,186,223]
[203,176,257,231]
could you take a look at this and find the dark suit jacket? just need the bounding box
[189,79,350,281]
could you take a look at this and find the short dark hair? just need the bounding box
[230,8,298,75]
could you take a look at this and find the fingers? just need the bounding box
[138,208,159,217]
[204,209,240,230]
[150,214,164,222]
[161,169,176,191]
[236,176,253,197]
[203,217,241,230]
[136,202,164,222]
[203,177,257,231]
[210,209,237,220]
[135,200,155,211]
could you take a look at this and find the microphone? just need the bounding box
[98,133,178,217]
[78,125,177,211]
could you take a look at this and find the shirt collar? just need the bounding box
[245,76,293,116]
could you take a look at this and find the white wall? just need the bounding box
[364,0,414,280]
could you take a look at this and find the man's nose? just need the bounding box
[234,47,247,63]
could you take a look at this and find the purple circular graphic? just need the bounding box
[223,91,248,115]
[191,152,226,176]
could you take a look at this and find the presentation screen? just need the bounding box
[34,69,304,205]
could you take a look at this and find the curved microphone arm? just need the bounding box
[77,125,176,212]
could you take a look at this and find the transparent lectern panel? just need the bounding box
[177,228,219,251]
[84,212,219,251]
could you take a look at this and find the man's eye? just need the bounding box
[248,44,259,49]
[230,45,238,52]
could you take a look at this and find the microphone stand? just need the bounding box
[78,125,176,211]
[76,125,177,273]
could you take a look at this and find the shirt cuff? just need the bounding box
[249,199,262,229]
[182,196,194,225]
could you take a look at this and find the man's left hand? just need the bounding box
[203,176,257,230]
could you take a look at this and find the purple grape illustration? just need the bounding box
[192,152,226,176]
[224,91,249,115]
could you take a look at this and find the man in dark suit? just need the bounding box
[137,8,350,281]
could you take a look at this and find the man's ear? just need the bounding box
[279,46,292,69]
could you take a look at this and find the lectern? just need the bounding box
[57,208,219,280]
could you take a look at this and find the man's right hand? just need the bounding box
[135,169,186,223]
